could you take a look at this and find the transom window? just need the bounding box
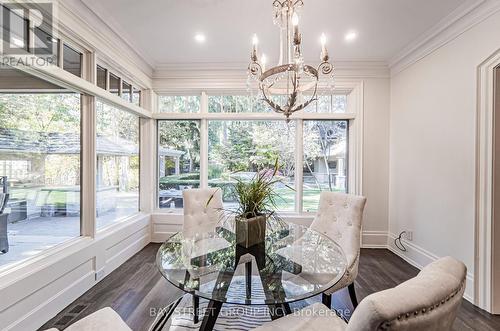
[159,96,200,113]
[208,95,270,113]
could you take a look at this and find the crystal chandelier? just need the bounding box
[247,0,334,121]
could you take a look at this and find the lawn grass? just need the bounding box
[10,187,79,206]
[8,182,342,212]
[274,187,345,212]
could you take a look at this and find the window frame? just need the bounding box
[62,42,83,77]
[154,85,363,215]
[108,72,121,96]
[95,60,144,107]
[96,65,107,90]
[0,4,153,276]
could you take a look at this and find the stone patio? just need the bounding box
[0,201,138,269]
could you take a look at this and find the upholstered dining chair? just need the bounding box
[44,307,131,331]
[310,192,366,309]
[182,188,224,239]
[253,256,467,331]
[182,188,225,323]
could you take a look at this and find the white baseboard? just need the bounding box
[361,231,389,248]
[387,233,474,303]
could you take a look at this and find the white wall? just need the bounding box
[389,10,500,302]
[362,78,391,247]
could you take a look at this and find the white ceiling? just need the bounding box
[81,0,467,68]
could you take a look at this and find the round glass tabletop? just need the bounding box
[156,219,347,305]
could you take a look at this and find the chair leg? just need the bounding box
[348,283,358,309]
[322,292,332,308]
[193,294,199,324]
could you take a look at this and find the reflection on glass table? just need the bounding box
[156,218,346,330]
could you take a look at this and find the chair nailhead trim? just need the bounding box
[383,280,466,326]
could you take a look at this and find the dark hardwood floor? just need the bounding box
[41,245,500,331]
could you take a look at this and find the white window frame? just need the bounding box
[154,80,364,216]
[0,39,152,274]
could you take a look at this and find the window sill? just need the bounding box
[95,212,150,237]
[0,236,93,281]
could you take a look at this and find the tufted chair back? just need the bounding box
[182,188,223,240]
[346,257,467,331]
[310,192,366,274]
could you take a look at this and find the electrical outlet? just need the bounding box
[95,268,106,281]
[405,231,413,241]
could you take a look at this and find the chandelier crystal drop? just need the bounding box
[247,0,334,121]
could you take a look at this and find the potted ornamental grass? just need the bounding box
[209,159,292,248]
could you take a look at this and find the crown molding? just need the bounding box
[56,0,154,88]
[152,60,389,93]
[154,60,389,77]
[389,0,500,75]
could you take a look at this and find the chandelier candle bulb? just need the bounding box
[252,34,259,46]
[320,33,328,62]
[261,54,267,71]
[292,12,300,44]
[251,34,259,61]
[320,33,329,61]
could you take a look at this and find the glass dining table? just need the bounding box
[156,218,347,331]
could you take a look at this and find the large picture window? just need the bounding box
[156,93,352,214]
[208,120,295,211]
[0,69,81,268]
[303,120,348,212]
[96,100,139,229]
[0,31,147,271]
